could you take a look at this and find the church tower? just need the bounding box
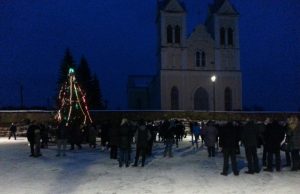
[206,0,242,110]
[206,0,240,71]
[157,0,187,70]
[157,0,188,110]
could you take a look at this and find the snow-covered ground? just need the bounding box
[0,137,300,194]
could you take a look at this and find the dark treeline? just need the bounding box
[57,48,106,110]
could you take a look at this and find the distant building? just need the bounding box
[128,0,242,111]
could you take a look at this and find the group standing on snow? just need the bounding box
[7,115,300,175]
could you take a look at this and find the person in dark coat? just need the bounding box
[109,120,119,159]
[263,120,285,172]
[40,123,49,148]
[234,121,242,155]
[27,122,36,157]
[8,123,17,140]
[56,122,69,157]
[282,122,291,167]
[203,121,218,157]
[174,120,182,148]
[133,119,151,167]
[163,120,175,157]
[69,118,82,150]
[219,122,239,176]
[287,116,300,171]
[189,121,194,146]
[241,119,260,174]
[88,124,97,148]
[100,120,110,150]
[257,120,267,166]
[27,121,42,157]
[118,118,131,167]
[34,124,42,157]
[146,122,156,156]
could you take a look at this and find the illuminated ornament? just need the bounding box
[68,68,75,75]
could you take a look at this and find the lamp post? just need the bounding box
[211,75,217,112]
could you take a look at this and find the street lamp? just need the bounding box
[211,75,217,112]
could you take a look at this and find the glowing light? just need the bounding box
[68,68,75,75]
[211,75,217,82]
[55,65,93,125]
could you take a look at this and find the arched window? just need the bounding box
[167,25,173,43]
[171,86,179,110]
[175,25,181,43]
[228,28,233,45]
[194,87,209,111]
[201,52,206,67]
[196,51,201,67]
[220,27,225,45]
[224,87,232,111]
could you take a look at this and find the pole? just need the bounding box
[213,82,215,112]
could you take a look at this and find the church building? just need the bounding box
[128,0,242,111]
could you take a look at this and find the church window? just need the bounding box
[220,27,225,45]
[201,52,206,67]
[175,25,181,43]
[196,51,201,67]
[228,28,233,45]
[167,25,173,43]
[224,87,233,111]
[171,86,179,110]
[196,51,206,67]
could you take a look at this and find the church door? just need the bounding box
[194,87,209,111]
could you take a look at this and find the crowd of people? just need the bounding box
[7,115,300,175]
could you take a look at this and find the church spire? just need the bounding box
[209,0,238,15]
[158,0,186,13]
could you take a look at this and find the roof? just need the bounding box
[209,0,239,15]
[157,0,186,13]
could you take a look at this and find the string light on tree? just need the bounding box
[56,67,93,125]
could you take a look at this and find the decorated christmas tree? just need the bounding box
[56,67,93,125]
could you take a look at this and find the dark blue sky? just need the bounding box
[0,0,299,111]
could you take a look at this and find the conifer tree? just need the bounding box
[77,56,92,92]
[56,68,93,125]
[90,74,106,109]
[57,48,75,90]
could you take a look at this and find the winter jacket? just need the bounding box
[287,124,300,150]
[69,121,82,144]
[119,124,131,149]
[219,122,238,149]
[135,125,151,149]
[203,125,218,147]
[88,125,97,145]
[56,124,69,139]
[241,121,259,147]
[10,125,17,133]
[193,124,201,136]
[264,121,285,151]
[27,124,39,142]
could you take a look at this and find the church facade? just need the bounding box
[128,0,242,111]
